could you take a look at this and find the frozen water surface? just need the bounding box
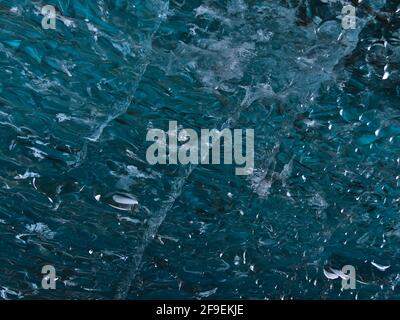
[0,0,399,299]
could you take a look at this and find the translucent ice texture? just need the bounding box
[0,0,399,299]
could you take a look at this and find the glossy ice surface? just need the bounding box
[0,0,399,299]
